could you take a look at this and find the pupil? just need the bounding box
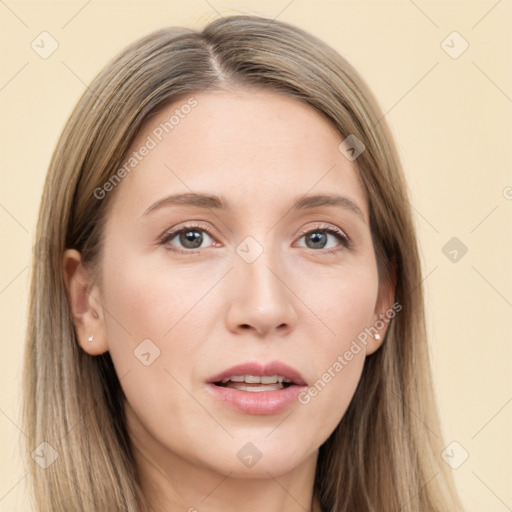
[180,230,202,248]
[307,232,327,249]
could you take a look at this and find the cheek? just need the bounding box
[98,250,222,409]
[98,252,210,447]
[298,256,379,353]
[293,262,378,435]
[99,249,219,349]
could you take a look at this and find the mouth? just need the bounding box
[213,374,296,392]
[206,361,307,415]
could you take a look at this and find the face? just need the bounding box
[65,87,393,481]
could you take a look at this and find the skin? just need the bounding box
[63,87,394,512]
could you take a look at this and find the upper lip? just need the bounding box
[208,361,307,386]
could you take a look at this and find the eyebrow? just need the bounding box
[142,192,366,222]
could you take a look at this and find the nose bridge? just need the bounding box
[226,235,297,335]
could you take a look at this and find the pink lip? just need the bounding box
[206,361,307,415]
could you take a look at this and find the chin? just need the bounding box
[195,440,316,478]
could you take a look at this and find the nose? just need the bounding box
[225,248,298,338]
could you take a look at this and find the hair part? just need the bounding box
[23,15,463,512]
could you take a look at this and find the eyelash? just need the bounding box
[159,223,351,255]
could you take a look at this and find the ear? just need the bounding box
[366,260,397,355]
[62,249,108,355]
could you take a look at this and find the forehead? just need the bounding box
[107,87,368,220]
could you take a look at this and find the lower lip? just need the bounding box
[206,383,305,415]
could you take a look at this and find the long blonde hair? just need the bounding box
[23,15,463,512]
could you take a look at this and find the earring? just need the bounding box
[88,335,94,342]
[374,333,381,341]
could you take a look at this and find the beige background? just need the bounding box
[1,1,511,510]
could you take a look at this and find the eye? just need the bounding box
[159,224,217,253]
[295,224,351,252]
[159,223,351,254]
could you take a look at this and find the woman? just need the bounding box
[22,14,464,512]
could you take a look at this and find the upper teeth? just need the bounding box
[221,375,292,384]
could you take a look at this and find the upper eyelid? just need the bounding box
[295,223,348,238]
[162,222,347,238]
